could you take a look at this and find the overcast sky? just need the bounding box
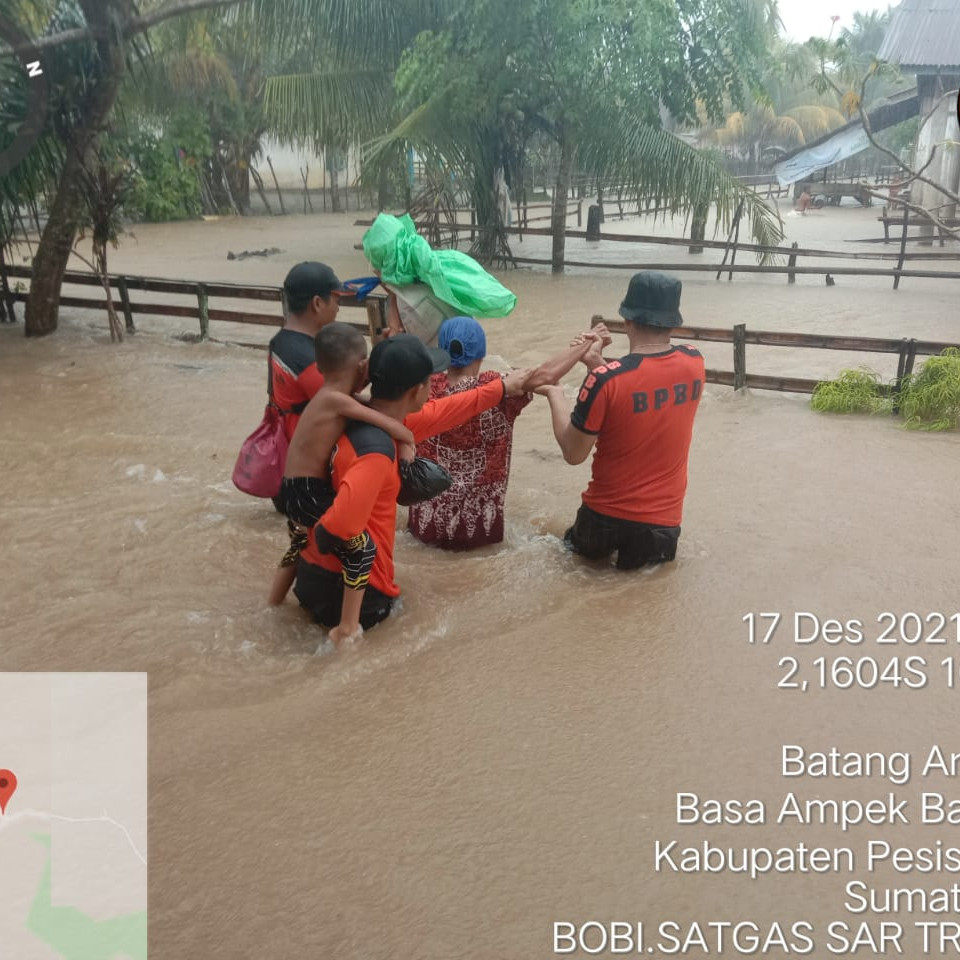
[777,0,890,42]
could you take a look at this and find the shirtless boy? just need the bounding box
[269,324,414,644]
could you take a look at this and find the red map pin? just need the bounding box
[0,769,17,815]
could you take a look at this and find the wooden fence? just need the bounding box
[0,264,390,341]
[379,210,960,289]
[594,317,960,394]
[6,262,958,399]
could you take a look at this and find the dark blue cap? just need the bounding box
[438,316,486,368]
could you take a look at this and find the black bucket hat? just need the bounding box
[618,271,683,327]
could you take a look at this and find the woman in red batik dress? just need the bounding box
[408,316,596,549]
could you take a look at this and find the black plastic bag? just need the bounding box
[397,457,453,505]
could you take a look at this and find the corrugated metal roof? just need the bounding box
[877,0,960,69]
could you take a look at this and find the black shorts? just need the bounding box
[278,478,377,591]
[281,476,335,528]
[564,503,681,570]
[293,560,394,630]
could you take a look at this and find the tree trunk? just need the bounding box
[94,239,122,342]
[551,135,572,274]
[688,202,708,254]
[24,6,127,337]
[467,134,511,266]
[377,157,391,212]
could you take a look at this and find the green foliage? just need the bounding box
[120,117,206,222]
[811,369,893,415]
[899,349,960,432]
[76,149,138,249]
[811,351,960,432]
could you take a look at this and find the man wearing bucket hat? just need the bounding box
[539,271,705,569]
[294,334,531,636]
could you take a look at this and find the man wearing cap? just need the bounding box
[539,271,705,569]
[294,334,530,632]
[269,261,344,445]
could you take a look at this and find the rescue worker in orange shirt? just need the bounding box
[538,271,705,569]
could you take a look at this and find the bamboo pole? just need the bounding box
[250,167,274,215]
[266,157,287,215]
[300,165,314,213]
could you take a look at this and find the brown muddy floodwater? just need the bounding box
[2,208,960,958]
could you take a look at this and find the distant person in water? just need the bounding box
[796,187,812,215]
[408,316,598,550]
[268,262,343,513]
[538,271,704,569]
[268,325,415,645]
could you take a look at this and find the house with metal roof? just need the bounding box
[877,0,960,225]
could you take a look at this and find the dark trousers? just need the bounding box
[294,559,394,630]
[564,503,681,570]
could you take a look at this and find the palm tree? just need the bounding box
[707,106,805,166]
[264,0,784,271]
[260,0,442,224]
[2,0,248,337]
[134,9,270,213]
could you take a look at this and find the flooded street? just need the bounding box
[2,207,959,957]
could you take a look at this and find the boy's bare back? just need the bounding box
[283,385,348,479]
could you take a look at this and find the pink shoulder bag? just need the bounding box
[232,355,289,498]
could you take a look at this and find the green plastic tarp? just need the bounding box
[362,213,517,318]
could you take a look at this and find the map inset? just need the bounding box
[0,673,147,959]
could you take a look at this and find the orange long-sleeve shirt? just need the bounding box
[300,377,506,596]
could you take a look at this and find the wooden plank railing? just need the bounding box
[1,265,390,341]
[593,317,960,395]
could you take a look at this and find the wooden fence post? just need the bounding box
[197,283,209,340]
[894,204,909,290]
[733,323,747,390]
[787,241,798,284]
[117,276,135,333]
[893,337,918,414]
[365,298,388,342]
[577,199,583,228]
[716,199,743,281]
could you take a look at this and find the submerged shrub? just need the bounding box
[898,348,960,432]
[810,369,893,416]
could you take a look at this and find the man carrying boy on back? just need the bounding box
[267,261,343,514]
[269,324,416,642]
[294,335,530,634]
